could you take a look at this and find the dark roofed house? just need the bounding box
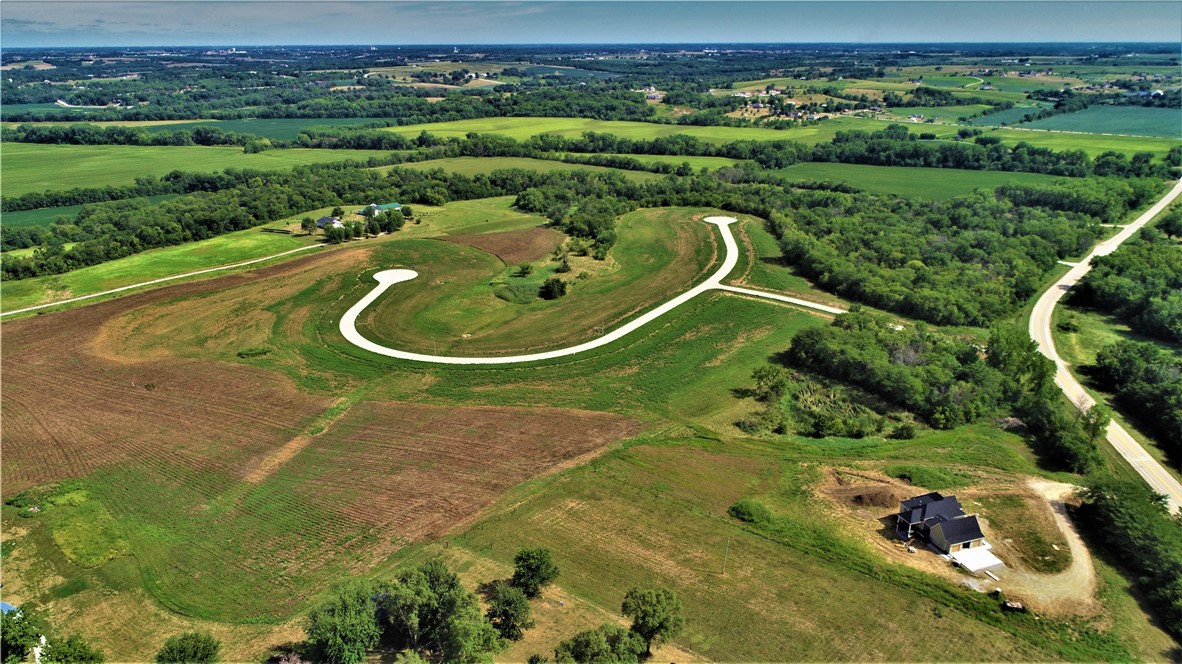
[895,492,966,541]
[315,216,342,229]
[930,515,986,554]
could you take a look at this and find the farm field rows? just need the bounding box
[0,144,397,195]
[775,162,1068,200]
[1023,105,1182,138]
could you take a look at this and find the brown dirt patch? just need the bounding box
[0,248,358,497]
[442,226,564,265]
[283,401,642,541]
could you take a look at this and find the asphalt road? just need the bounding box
[1028,179,1182,513]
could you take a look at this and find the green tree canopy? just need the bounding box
[155,631,220,664]
[553,624,645,664]
[621,587,684,656]
[306,579,382,664]
[1,610,40,664]
[374,559,503,663]
[42,634,105,664]
[485,581,535,641]
[511,547,560,598]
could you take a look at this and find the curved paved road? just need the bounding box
[340,216,846,365]
[1029,179,1182,513]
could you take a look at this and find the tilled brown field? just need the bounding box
[1,244,642,625]
[285,401,642,539]
[443,226,564,264]
[0,251,344,497]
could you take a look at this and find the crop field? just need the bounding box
[118,117,386,140]
[0,243,642,626]
[775,163,1067,200]
[444,227,565,264]
[355,207,717,356]
[885,104,994,119]
[392,156,663,182]
[1023,105,1182,138]
[376,115,1177,158]
[968,104,1049,126]
[0,144,397,196]
[0,194,182,228]
[379,115,864,144]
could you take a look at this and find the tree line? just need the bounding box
[1070,219,1182,343]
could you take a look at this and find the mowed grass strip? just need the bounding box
[355,207,717,356]
[775,163,1068,200]
[388,156,663,182]
[0,144,397,196]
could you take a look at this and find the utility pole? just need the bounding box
[722,536,732,575]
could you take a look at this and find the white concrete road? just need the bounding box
[1029,179,1182,513]
[339,216,845,365]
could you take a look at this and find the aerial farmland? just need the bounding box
[1,6,1181,663]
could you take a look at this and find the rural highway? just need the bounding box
[340,216,843,365]
[1029,179,1182,513]
[0,244,326,318]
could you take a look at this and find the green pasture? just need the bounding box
[968,105,1048,126]
[389,156,663,182]
[356,207,716,356]
[134,117,384,140]
[1023,106,1182,139]
[0,194,182,228]
[886,104,994,119]
[378,115,1176,158]
[775,163,1066,200]
[0,144,397,196]
[379,115,865,145]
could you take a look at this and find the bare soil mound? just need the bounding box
[444,226,564,265]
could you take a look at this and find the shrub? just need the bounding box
[155,632,220,664]
[539,277,567,300]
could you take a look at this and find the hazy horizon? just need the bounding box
[3,1,1180,49]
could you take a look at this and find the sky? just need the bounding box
[2,1,1180,48]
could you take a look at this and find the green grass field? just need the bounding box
[0,214,323,313]
[356,207,715,356]
[886,104,994,119]
[0,144,398,196]
[1023,106,1182,138]
[379,115,859,145]
[376,115,1178,159]
[0,194,183,228]
[602,153,742,170]
[775,163,1067,200]
[389,156,663,182]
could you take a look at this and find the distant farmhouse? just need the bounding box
[315,216,343,229]
[356,202,402,216]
